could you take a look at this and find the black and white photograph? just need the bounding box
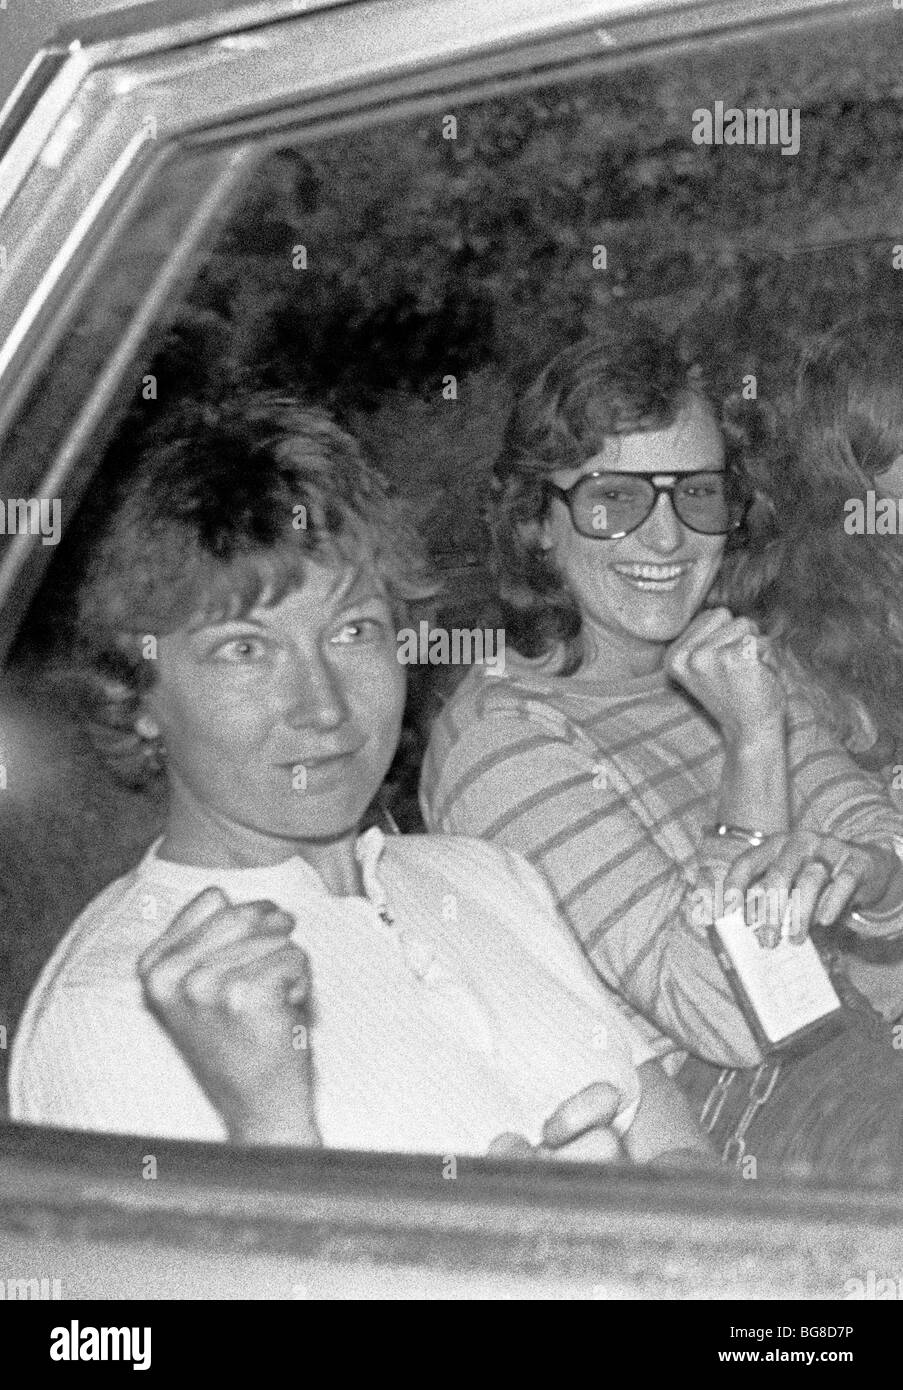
[0,0,903,1330]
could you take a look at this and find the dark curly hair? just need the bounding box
[73,393,437,786]
[488,324,749,674]
[722,309,903,764]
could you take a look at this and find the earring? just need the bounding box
[141,736,166,773]
[134,715,165,771]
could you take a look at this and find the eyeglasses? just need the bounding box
[545,470,736,540]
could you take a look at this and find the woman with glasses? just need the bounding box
[420,327,903,1174]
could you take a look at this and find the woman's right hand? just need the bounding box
[138,887,320,1146]
[664,606,785,744]
[723,830,899,942]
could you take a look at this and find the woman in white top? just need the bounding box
[10,393,708,1164]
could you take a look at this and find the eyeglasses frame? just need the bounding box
[544,469,743,540]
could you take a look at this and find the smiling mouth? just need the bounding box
[276,748,361,771]
[612,562,694,593]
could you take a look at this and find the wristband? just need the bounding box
[710,823,768,848]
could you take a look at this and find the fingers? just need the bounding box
[725,836,809,902]
[729,840,823,943]
[724,835,892,943]
[755,637,779,673]
[490,1084,627,1159]
[812,843,895,926]
[138,894,295,983]
[536,1128,624,1163]
[665,608,732,675]
[152,938,311,1014]
[670,609,755,663]
[679,606,736,645]
[139,896,299,1023]
[783,861,830,943]
[486,1132,535,1160]
[812,853,862,929]
[846,843,898,911]
[699,616,759,652]
[541,1081,623,1150]
[687,621,760,674]
[217,942,311,1014]
[756,853,829,944]
[666,613,765,702]
[139,887,230,972]
[723,840,775,899]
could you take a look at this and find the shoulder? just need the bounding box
[11,853,165,1051]
[380,833,555,913]
[420,670,601,834]
[35,865,147,977]
[380,830,534,879]
[424,666,584,786]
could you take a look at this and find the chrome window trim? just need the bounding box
[0,0,882,351]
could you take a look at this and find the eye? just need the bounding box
[586,482,644,505]
[682,477,724,498]
[331,616,386,645]
[211,636,269,663]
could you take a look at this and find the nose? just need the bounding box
[638,491,683,553]
[282,651,347,731]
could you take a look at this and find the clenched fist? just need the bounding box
[138,887,320,1146]
[665,606,785,745]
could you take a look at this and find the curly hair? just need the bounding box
[488,324,749,674]
[721,310,903,763]
[72,393,437,787]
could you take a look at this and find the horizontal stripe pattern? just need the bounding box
[420,660,903,1067]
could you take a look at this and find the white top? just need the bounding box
[9,830,654,1155]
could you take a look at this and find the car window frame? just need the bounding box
[4,1118,903,1298]
[0,0,901,1293]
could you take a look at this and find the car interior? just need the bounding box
[0,0,902,1195]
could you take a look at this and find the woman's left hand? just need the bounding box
[722,830,899,943]
[487,1083,626,1162]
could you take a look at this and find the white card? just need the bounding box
[713,908,842,1046]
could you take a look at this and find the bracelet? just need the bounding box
[709,823,768,848]
[848,909,903,942]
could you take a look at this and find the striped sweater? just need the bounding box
[419,654,903,1069]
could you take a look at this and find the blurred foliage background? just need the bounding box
[110,17,903,568]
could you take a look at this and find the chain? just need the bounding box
[699,1067,736,1134]
[722,1060,781,1168]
